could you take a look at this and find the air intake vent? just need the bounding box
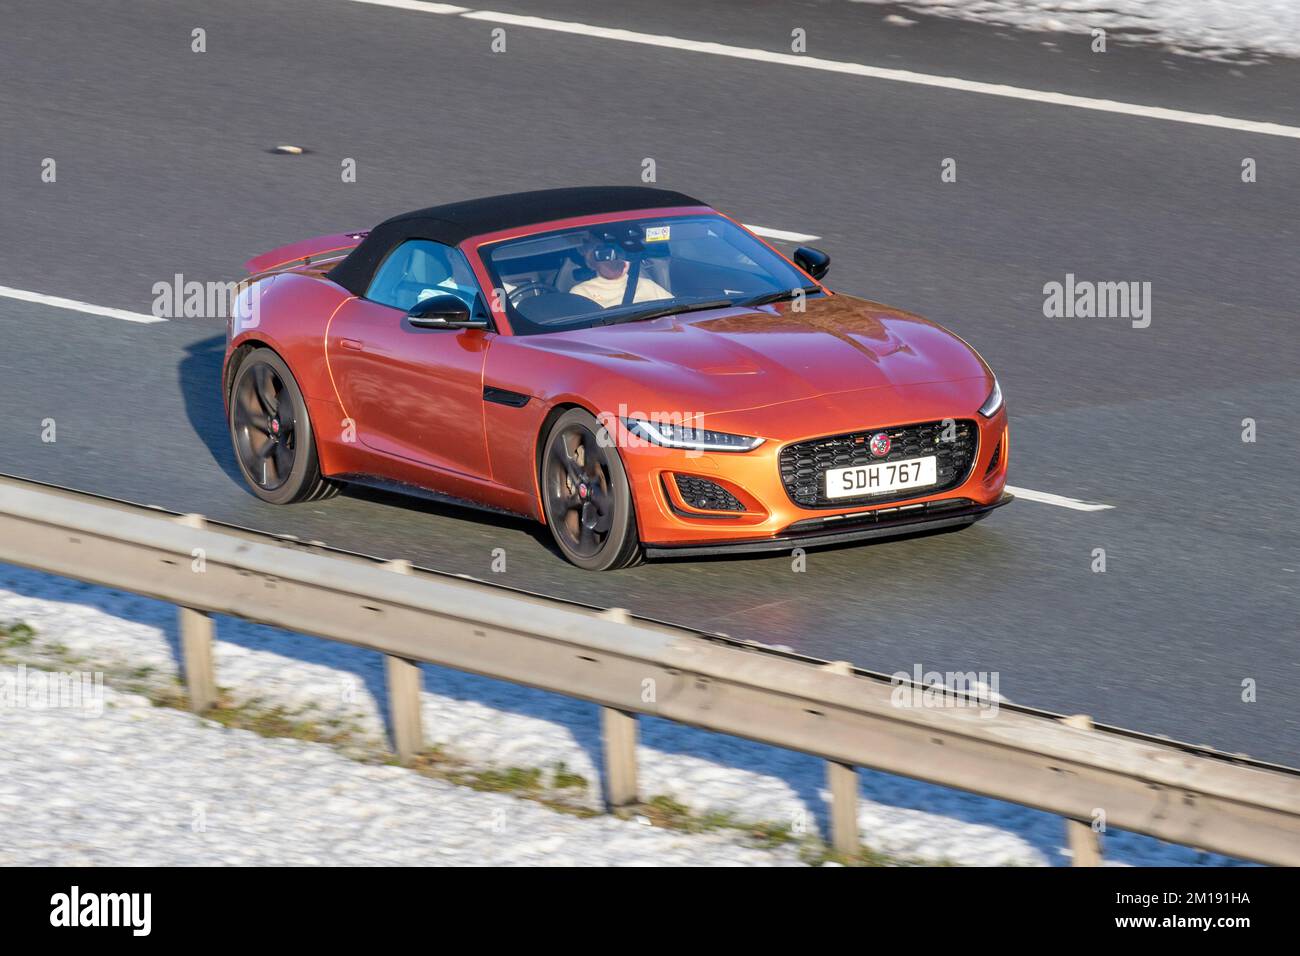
[673,475,746,512]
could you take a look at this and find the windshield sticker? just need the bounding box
[644,225,671,242]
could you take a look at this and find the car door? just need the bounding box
[325,239,493,479]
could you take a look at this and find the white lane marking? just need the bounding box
[1005,485,1114,512]
[349,0,470,12]
[0,285,165,324]
[745,224,821,243]
[348,1,1300,140]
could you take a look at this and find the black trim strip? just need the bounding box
[644,493,1012,557]
[483,386,531,408]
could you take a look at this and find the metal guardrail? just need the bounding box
[0,474,1297,865]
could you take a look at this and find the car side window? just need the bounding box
[366,240,482,312]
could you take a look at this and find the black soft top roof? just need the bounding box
[328,186,705,295]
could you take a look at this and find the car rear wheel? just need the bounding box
[229,347,337,505]
[541,409,642,571]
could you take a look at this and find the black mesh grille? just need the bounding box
[673,475,746,512]
[778,419,978,509]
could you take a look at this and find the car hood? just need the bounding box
[521,293,992,418]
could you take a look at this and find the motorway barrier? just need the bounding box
[1,474,1297,865]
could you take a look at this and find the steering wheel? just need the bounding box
[507,281,559,306]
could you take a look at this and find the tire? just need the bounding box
[228,347,337,505]
[540,408,642,571]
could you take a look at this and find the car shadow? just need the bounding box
[177,333,243,485]
[336,481,558,553]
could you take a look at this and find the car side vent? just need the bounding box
[984,441,1001,477]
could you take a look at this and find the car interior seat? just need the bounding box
[392,246,453,309]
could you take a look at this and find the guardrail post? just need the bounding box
[601,707,639,810]
[599,607,639,810]
[825,660,860,856]
[1063,713,1104,866]
[175,514,217,713]
[383,560,424,764]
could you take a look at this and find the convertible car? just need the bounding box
[223,186,1010,570]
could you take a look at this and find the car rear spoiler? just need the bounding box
[243,231,369,277]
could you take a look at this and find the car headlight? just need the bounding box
[622,418,765,452]
[978,378,1004,418]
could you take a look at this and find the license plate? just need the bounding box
[825,456,937,499]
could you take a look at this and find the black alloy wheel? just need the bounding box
[541,409,641,571]
[229,348,335,505]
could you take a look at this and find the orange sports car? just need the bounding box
[224,187,1010,570]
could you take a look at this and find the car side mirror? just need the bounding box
[406,294,487,329]
[793,246,830,281]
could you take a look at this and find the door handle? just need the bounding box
[338,338,364,351]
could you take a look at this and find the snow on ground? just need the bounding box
[0,675,800,866]
[852,1,1300,62]
[0,563,1244,866]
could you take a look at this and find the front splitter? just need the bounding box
[643,492,1013,558]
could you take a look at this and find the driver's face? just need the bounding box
[587,245,627,280]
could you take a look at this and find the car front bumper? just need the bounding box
[624,404,1010,553]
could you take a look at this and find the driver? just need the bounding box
[569,237,671,309]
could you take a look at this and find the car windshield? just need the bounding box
[478,214,814,335]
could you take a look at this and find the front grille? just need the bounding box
[778,419,978,509]
[673,475,746,512]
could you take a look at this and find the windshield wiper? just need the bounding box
[597,298,736,327]
[741,286,821,308]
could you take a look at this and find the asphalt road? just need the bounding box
[0,0,1296,764]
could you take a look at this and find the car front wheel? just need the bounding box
[540,409,642,571]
